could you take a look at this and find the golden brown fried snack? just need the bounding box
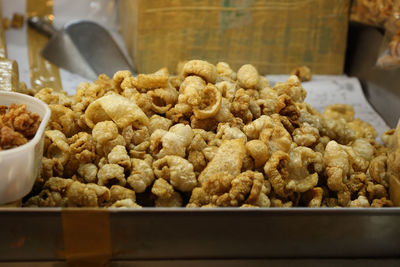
[274,75,306,103]
[198,139,246,184]
[237,64,259,89]
[110,185,136,203]
[151,178,183,207]
[85,94,148,129]
[127,158,155,193]
[188,170,270,207]
[25,177,110,207]
[25,60,397,208]
[97,164,126,187]
[290,66,312,82]
[153,155,197,192]
[182,60,217,84]
[323,104,355,122]
[0,126,27,149]
[137,70,169,91]
[0,104,41,150]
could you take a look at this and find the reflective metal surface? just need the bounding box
[0,208,399,262]
[30,18,135,80]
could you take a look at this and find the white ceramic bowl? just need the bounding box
[0,91,50,204]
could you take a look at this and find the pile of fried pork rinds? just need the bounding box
[25,60,399,208]
[0,104,41,150]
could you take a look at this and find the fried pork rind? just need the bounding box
[48,104,80,137]
[174,76,223,122]
[92,121,118,145]
[0,125,27,149]
[91,120,127,157]
[323,141,353,206]
[151,178,183,207]
[263,115,293,153]
[127,158,155,193]
[75,74,115,104]
[110,185,136,203]
[148,115,172,134]
[178,76,206,107]
[215,123,246,142]
[150,123,193,159]
[188,171,270,207]
[77,163,98,183]
[371,197,394,207]
[182,60,217,84]
[85,94,149,129]
[68,132,96,163]
[242,115,292,154]
[198,139,246,184]
[351,138,375,161]
[122,124,149,147]
[297,102,322,130]
[35,87,73,107]
[323,104,355,122]
[286,147,323,193]
[136,70,169,91]
[153,156,197,192]
[165,76,205,122]
[27,59,397,208]
[111,199,142,208]
[381,128,395,146]
[215,80,237,102]
[243,115,274,140]
[216,62,237,82]
[192,83,222,120]
[25,177,110,207]
[290,66,312,82]
[97,164,126,187]
[0,104,42,150]
[302,187,324,207]
[186,131,210,172]
[368,155,389,186]
[350,195,370,207]
[108,145,131,170]
[237,64,259,89]
[36,130,70,185]
[264,147,322,198]
[320,116,356,145]
[264,151,290,198]
[148,86,178,114]
[231,88,253,123]
[43,130,70,166]
[348,118,378,140]
[273,75,306,103]
[245,140,270,169]
[292,123,320,147]
[113,70,132,93]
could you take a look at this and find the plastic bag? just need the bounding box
[350,0,394,28]
[376,0,400,69]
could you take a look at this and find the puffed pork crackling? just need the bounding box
[25,59,399,208]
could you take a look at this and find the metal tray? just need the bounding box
[1,208,400,263]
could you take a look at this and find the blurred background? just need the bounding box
[1,0,399,127]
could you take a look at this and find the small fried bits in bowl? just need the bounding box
[0,91,50,204]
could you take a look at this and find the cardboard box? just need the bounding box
[119,0,350,74]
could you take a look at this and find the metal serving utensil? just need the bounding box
[28,16,135,80]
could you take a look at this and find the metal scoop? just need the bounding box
[28,16,135,80]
